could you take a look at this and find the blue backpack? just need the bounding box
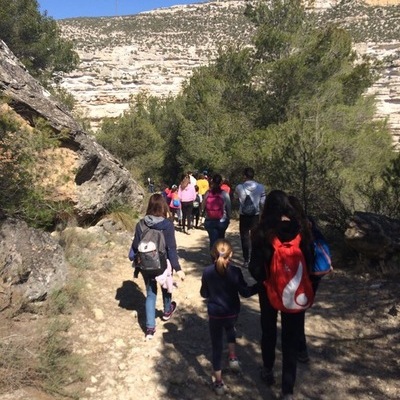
[312,228,333,276]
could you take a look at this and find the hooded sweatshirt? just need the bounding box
[129,215,181,272]
[234,180,266,215]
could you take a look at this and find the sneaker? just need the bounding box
[297,350,310,363]
[213,380,225,395]
[162,301,177,321]
[260,367,275,386]
[145,328,155,340]
[242,261,249,269]
[281,394,295,400]
[228,357,241,372]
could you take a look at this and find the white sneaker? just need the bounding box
[229,357,241,372]
[213,380,225,395]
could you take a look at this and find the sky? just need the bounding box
[38,0,208,20]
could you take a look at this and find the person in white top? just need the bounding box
[188,171,197,186]
[234,167,266,268]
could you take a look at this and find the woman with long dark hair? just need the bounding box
[249,190,314,400]
[129,193,185,340]
[201,173,231,249]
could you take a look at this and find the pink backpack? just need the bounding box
[205,192,224,220]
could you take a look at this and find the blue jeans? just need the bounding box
[204,219,230,249]
[144,275,172,329]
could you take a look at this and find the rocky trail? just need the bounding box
[2,219,399,400]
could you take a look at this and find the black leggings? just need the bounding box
[181,201,194,230]
[209,316,237,371]
[258,287,304,395]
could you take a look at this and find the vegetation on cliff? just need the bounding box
[97,0,395,227]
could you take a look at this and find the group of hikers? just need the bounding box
[129,167,331,400]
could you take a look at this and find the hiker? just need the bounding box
[191,185,202,229]
[201,173,231,249]
[248,190,314,400]
[167,184,182,227]
[178,174,196,234]
[129,193,185,340]
[234,167,266,269]
[197,173,210,197]
[200,239,258,395]
[289,195,330,364]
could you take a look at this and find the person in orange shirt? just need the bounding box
[221,178,231,195]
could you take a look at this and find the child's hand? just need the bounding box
[176,270,185,281]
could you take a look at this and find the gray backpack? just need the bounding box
[137,220,168,276]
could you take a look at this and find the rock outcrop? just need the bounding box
[0,218,68,312]
[0,40,144,222]
[344,211,400,270]
[57,0,400,145]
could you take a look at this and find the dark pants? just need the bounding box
[298,275,321,352]
[258,287,304,395]
[209,316,237,371]
[192,206,200,227]
[239,214,259,262]
[181,201,194,231]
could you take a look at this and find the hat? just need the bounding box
[172,184,177,189]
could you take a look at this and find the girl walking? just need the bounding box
[129,194,185,340]
[200,239,257,395]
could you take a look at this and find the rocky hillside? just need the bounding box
[58,0,400,145]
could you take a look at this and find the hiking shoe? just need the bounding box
[145,328,155,340]
[162,301,177,321]
[261,367,275,386]
[213,380,225,395]
[229,357,241,372]
[281,394,295,400]
[297,350,310,363]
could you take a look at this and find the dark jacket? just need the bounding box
[129,215,181,272]
[248,219,314,283]
[200,263,257,318]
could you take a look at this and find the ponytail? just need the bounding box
[210,239,233,275]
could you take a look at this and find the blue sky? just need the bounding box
[38,0,208,20]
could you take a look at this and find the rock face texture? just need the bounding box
[57,0,400,145]
[0,40,144,222]
[0,218,67,312]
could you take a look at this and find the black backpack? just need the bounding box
[242,191,256,216]
[137,220,168,276]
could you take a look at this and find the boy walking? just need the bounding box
[234,167,266,268]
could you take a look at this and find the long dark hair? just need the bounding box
[258,190,296,239]
[210,173,223,194]
[146,193,169,218]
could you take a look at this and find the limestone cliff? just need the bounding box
[58,0,400,144]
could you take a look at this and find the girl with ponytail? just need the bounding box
[200,239,257,395]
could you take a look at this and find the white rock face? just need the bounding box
[58,0,400,146]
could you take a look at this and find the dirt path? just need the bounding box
[56,220,400,399]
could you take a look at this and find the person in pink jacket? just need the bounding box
[178,174,196,234]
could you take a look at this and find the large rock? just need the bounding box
[0,218,68,311]
[0,40,144,223]
[344,211,400,265]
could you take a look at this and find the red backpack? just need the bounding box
[263,234,314,313]
[205,191,224,220]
